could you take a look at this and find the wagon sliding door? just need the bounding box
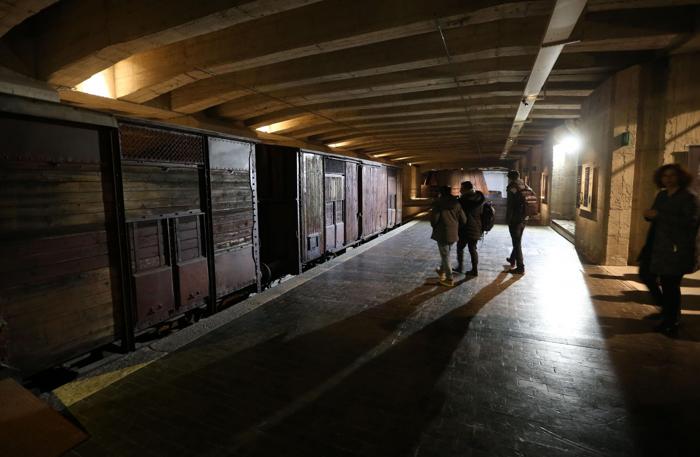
[0,116,120,374]
[387,167,398,227]
[119,123,209,330]
[345,162,360,243]
[208,138,259,299]
[300,152,324,262]
[361,164,388,237]
[324,158,346,252]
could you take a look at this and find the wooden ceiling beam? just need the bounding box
[169,14,550,112]
[11,0,322,87]
[239,83,593,127]
[110,0,545,103]
[0,0,57,38]
[213,72,599,121]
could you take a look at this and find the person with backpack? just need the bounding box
[431,186,467,287]
[454,181,485,276]
[505,170,536,275]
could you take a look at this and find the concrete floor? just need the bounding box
[64,222,700,457]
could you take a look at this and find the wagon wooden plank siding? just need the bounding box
[324,158,346,252]
[300,151,325,262]
[345,161,360,244]
[361,164,388,237]
[118,122,209,330]
[0,115,120,374]
[208,137,259,299]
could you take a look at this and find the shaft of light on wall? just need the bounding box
[555,135,582,155]
[553,134,582,167]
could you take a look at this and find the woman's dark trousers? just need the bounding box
[639,261,683,323]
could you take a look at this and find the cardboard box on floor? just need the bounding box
[0,378,86,457]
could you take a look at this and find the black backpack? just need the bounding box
[481,201,496,233]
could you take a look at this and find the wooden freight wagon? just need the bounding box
[0,96,129,375]
[117,121,260,330]
[255,144,402,284]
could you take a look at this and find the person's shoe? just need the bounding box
[508,267,525,275]
[653,320,679,335]
[466,269,478,276]
[452,265,464,274]
[435,268,446,281]
[439,277,455,287]
[506,257,516,267]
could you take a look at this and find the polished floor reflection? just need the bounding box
[65,222,700,457]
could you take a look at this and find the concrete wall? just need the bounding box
[576,76,614,264]
[574,53,700,265]
[628,60,667,263]
[550,141,578,220]
[665,53,700,163]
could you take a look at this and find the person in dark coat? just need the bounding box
[454,181,485,276]
[431,186,467,287]
[639,163,699,334]
[506,170,527,274]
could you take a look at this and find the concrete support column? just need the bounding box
[604,66,640,265]
[628,61,668,263]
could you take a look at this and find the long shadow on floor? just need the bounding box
[71,273,520,457]
[591,287,700,457]
[588,272,700,288]
[591,290,700,310]
[234,272,521,457]
[70,278,466,456]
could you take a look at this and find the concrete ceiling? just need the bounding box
[2,0,699,166]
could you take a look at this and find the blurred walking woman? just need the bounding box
[639,164,699,334]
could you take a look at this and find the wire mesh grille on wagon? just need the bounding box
[119,123,204,165]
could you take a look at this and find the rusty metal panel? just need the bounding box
[214,248,257,297]
[345,162,359,243]
[176,257,209,308]
[301,152,324,262]
[208,137,258,298]
[209,137,250,171]
[132,267,175,330]
[173,214,209,309]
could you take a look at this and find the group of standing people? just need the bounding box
[429,163,699,336]
[430,170,530,287]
